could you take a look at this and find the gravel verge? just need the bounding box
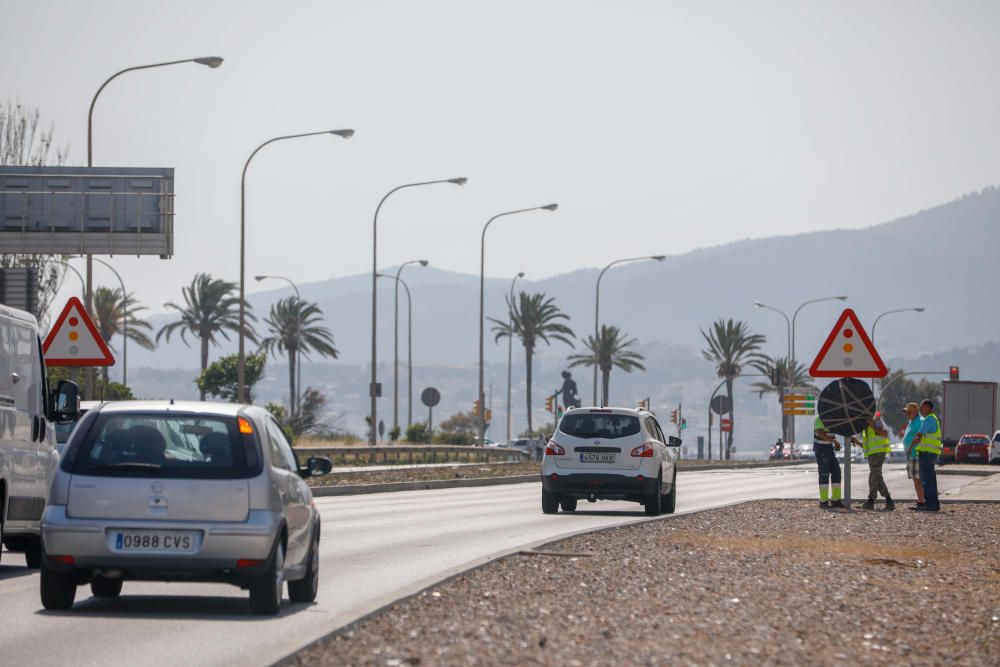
[292,500,999,666]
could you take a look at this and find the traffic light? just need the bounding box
[484,409,492,423]
[670,409,679,424]
[770,366,783,387]
[545,395,554,413]
[556,406,564,418]
[949,366,960,381]
[472,399,481,416]
[680,418,687,431]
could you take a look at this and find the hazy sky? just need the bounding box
[4,0,998,312]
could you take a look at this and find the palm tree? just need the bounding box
[700,319,766,459]
[91,286,155,383]
[567,325,645,407]
[157,273,257,399]
[490,291,575,433]
[749,355,816,443]
[259,297,339,417]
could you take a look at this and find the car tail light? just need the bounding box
[631,443,654,457]
[545,441,565,456]
[237,559,263,568]
[50,555,75,566]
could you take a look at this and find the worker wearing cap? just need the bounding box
[912,399,941,512]
[850,416,894,511]
[901,402,925,508]
[813,417,844,508]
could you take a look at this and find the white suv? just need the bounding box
[541,407,680,515]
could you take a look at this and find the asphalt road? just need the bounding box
[0,463,986,667]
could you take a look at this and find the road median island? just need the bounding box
[291,500,999,666]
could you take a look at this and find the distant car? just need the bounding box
[795,443,816,461]
[54,400,101,455]
[990,431,1000,465]
[888,443,907,462]
[955,433,991,464]
[940,439,958,464]
[40,401,333,615]
[541,407,679,516]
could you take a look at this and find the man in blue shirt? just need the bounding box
[901,402,925,509]
[913,399,942,512]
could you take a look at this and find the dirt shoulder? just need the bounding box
[294,500,1000,666]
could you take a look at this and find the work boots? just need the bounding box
[830,500,845,509]
[885,498,895,511]
[862,499,876,511]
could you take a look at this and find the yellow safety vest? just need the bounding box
[915,413,942,455]
[862,426,891,456]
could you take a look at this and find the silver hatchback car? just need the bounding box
[39,401,332,615]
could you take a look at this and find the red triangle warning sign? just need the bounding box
[809,308,887,378]
[43,297,116,367]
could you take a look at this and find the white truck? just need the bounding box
[941,381,999,460]
[1,303,79,567]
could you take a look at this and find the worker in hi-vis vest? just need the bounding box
[850,417,895,511]
[912,399,942,512]
[813,417,844,508]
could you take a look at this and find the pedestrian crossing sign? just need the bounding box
[809,309,886,378]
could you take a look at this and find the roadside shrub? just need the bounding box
[405,422,429,443]
[432,430,475,445]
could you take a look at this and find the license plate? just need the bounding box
[110,530,199,554]
[580,453,615,464]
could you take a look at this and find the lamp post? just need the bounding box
[754,300,792,442]
[370,178,466,446]
[254,275,301,416]
[593,255,665,405]
[871,307,925,345]
[53,260,86,295]
[789,295,848,443]
[392,260,428,431]
[238,128,354,403]
[376,273,415,433]
[85,55,223,399]
[506,271,524,441]
[87,257,129,386]
[478,205,558,446]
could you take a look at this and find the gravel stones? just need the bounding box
[293,501,999,666]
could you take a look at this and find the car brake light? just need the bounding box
[50,555,75,565]
[545,441,565,456]
[631,443,654,457]
[237,559,263,568]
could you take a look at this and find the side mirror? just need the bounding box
[49,380,80,422]
[668,436,682,447]
[300,456,333,478]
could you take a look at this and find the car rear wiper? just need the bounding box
[91,462,163,471]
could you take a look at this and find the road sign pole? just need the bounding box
[843,435,851,507]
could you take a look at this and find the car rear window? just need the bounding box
[558,413,640,439]
[69,412,258,479]
[961,437,989,446]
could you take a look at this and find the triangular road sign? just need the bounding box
[809,308,886,378]
[43,297,116,367]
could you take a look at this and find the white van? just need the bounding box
[0,303,78,567]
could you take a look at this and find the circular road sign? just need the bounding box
[421,387,441,408]
[710,395,732,415]
[816,377,875,437]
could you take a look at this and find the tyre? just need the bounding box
[40,559,77,610]
[24,537,41,569]
[91,576,123,598]
[560,498,577,512]
[249,541,284,615]
[660,471,677,514]
[643,475,662,516]
[288,527,320,604]
[541,489,560,514]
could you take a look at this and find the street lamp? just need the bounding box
[593,255,665,405]
[754,301,792,442]
[255,275,301,416]
[478,204,558,446]
[85,55,223,399]
[788,295,847,442]
[86,257,129,387]
[376,273,415,432]
[392,260,428,431]
[506,271,524,442]
[871,307,925,345]
[238,128,354,403]
[370,178,466,446]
